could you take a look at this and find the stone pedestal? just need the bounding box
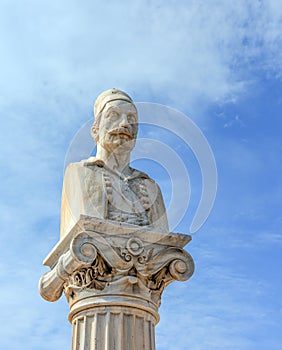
[39,216,194,350]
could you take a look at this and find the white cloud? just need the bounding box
[155,259,278,350]
[0,1,281,349]
[0,1,281,113]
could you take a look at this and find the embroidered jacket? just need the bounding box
[60,157,169,237]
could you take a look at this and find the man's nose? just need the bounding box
[119,113,129,127]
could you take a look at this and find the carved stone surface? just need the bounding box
[39,217,194,349]
[39,89,195,349]
[60,89,169,238]
[72,307,156,350]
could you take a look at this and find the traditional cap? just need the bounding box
[94,88,134,118]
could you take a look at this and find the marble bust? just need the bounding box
[60,88,169,237]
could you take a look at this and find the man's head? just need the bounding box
[92,89,138,153]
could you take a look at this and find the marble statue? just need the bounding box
[60,88,169,237]
[39,89,194,350]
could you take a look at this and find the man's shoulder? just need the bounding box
[64,158,105,180]
[66,157,104,170]
[129,167,156,184]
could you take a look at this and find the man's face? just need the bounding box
[97,100,138,153]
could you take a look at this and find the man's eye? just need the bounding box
[127,114,136,124]
[108,111,119,119]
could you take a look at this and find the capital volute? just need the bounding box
[39,217,194,308]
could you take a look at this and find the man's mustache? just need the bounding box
[108,128,134,139]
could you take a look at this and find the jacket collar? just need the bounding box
[83,157,150,180]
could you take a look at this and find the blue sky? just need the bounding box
[0,1,282,349]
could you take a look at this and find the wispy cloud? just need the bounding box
[0,1,282,349]
[1,1,281,112]
[156,259,280,350]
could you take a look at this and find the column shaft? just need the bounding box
[71,307,156,350]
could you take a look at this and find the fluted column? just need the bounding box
[71,307,156,350]
[39,216,194,350]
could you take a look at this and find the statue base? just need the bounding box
[39,216,194,350]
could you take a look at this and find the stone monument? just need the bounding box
[39,89,194,350]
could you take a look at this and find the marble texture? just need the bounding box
[39,89,194,349]
[39,217,194,350]
[60,88,168,238]
[60,157,169,238]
